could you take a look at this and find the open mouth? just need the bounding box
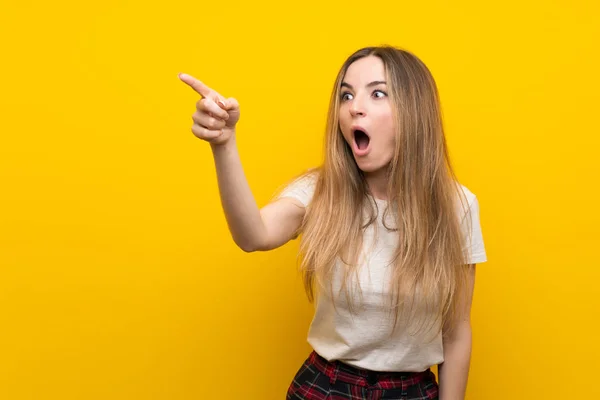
[353,129,370,151]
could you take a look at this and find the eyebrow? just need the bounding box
[341,81,387,90]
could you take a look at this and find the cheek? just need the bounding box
[376,111,396,144]
[339,115,353,140]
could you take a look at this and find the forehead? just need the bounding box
[343,55,386,85]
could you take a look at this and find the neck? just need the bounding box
[364,167,389,201]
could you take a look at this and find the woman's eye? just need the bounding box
[341,92,353,101]
[373,90,387,98]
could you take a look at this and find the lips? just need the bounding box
[351,125,370,156]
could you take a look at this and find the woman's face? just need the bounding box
[338,55,396,174]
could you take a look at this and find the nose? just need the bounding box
[349,96,366,117]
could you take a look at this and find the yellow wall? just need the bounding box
[1,0,598,398]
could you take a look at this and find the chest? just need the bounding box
[329,223,399,308]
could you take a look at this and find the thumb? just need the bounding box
[220,97,239,111]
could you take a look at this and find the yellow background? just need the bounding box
[1,0,598,398]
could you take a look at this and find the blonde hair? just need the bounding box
[293,46,473,337]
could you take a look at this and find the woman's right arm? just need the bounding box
[211,140,306,252]
[179,73,305,252]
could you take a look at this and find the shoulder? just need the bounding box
[454,182,481,222]
[455,182,487,263]
[457,183,478,208]
[274,167,320,207]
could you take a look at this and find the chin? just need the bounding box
[354,155,391,174]
[354,159,381,173]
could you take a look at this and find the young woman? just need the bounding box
[179,45,487,400]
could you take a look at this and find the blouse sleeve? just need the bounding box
[275,170,318,207]
[461,193,488,264]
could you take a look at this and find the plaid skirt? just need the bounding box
[287,351,439,400]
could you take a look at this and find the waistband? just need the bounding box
[308,351,435,389]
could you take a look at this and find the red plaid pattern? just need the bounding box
[287,351,439,400]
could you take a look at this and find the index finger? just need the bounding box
[178,73,215,98]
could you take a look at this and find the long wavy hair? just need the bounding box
[291,46,473,337]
